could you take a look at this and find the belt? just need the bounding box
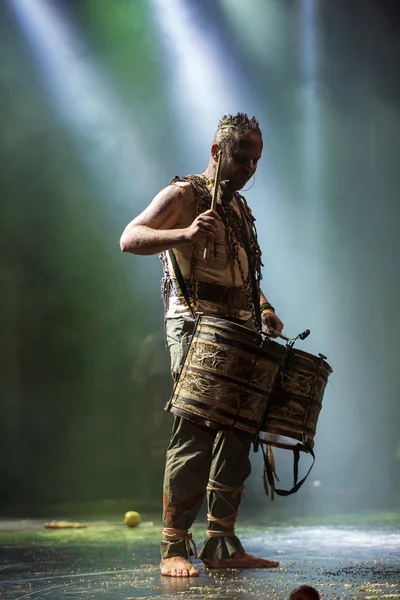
[197,281,249,309]
[167,278,251,310]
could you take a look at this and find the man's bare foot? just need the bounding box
[160,556,199,577]
[202,552,279,569]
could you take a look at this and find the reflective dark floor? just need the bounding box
[0,520,399,599]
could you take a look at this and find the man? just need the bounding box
[120,113,284,577]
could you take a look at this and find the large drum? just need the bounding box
[259,347,333,450]
[166,315,285,439]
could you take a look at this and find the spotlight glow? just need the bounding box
[149,0,253,147]
[219,0,287,68]
[8,0,153,204]
[299,0,322,219]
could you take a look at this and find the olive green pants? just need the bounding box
[161,316,253,560]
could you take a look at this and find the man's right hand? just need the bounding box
[120,185,221,255]
[184,210,221,242]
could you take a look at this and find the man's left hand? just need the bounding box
[262,310,284,337]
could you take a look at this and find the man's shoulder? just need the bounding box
[170,174,207,204]
[170,179,194,201]
[172,181,192,191]
[170,174,204,187]
[167,178,198,216]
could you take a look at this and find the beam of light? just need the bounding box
[293,0,330,338]
[299,0,322,224]
[149,0,256,155]
[7,0,155,212]
[216,0,289,205]
[219,0,286,69]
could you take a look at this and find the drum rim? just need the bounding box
[259,429,315,451]
[283,347,333,373]
[168,404,257,441]
[191,332,285,361]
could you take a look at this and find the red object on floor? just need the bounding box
[289,585,320,600]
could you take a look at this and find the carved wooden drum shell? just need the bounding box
[259,348,333,450]
[167,316,285,439]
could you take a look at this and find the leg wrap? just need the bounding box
[162,527,197,559]
[205,479,245,538]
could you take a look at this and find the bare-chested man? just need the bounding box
[120,113,283,577]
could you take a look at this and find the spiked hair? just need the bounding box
[213,113,262,153]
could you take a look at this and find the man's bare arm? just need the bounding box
[120,185,220,256]
[260,287,284,334]
[260,289,274,313]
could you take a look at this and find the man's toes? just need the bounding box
[160,565,171,576]
[161,558,197,577]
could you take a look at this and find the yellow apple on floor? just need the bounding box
[124,511,141,527]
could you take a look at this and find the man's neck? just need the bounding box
[201,161,215,181]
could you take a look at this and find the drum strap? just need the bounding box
[236,198,262,331]
[168,249,196,319]
[261,443,316,498]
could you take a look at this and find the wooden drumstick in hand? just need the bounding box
[203,150,223,260]
[265,328,289,341]
[272,330,289,341]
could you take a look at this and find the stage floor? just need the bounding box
[0,517,399,599]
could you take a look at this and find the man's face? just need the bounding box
[221,133,263,191]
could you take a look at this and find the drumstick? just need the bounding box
[203,150,223,260]
[269,329,289,341]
